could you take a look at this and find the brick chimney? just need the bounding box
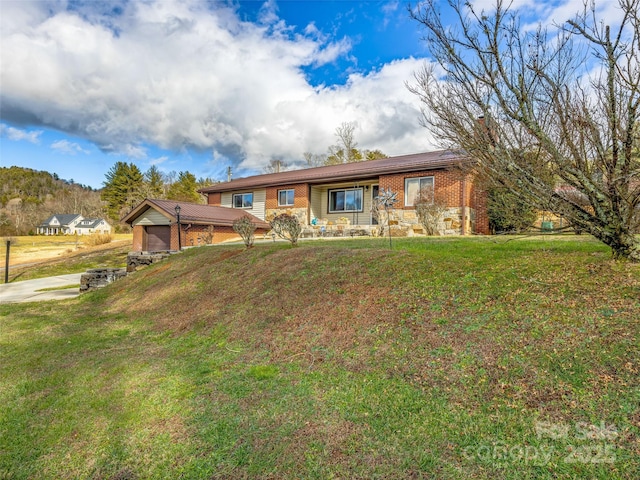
[477,115,497,146]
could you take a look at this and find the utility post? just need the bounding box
[4,239,11,284]
[175,204,182,251]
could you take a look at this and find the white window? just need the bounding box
[278,189,294,206]
[329,188,363,213]
[233,193,253,209]
[405,177,434,206]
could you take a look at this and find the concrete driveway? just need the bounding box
[0,273,83,304]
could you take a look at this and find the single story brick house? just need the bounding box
[199,151,489,236]
[122,198,270,251]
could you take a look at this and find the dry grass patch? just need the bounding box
[83,232,113,246]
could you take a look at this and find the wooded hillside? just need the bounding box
[0,166,105,235]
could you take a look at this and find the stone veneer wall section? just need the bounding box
[265,208,308,224]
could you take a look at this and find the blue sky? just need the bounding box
[0,0,619,189]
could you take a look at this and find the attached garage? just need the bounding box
[129,208,173,251]
[145,225,171,251]
[122,198,271,252]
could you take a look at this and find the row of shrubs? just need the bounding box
[232,213,301,248]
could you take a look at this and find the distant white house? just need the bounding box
[37,214,112,235]
[74,218,112,235]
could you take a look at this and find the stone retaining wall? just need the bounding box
[80,268,128,293]
[126,251,174,272]
[79,252,176,293]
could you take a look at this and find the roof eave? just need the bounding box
[199,160,458,194]
[181,217,270,228]
[180,216,233,226]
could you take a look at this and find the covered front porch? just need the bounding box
[37,226,70,235]
[264,179,381,234]
[308,180,379,227]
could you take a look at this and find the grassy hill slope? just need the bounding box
[1,237,638,479]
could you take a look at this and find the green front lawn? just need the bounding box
[1,236,638,478]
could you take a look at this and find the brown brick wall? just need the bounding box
[379,169,491,234]
[132,225,144,251]
[471,182,490,234]
[265,184,309,210]
[179,224,213,248]
[207,192,222,206]
[379,169,466,209]
[132,223,265,251]
[179,224,269,246]
[171,223,180,250]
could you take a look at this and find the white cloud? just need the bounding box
[0,0,434,172]
[0,124,42,143]
[381,1,400,28]
[120,144,149,160]
[238,57,436,170]
[51,139,90,155]
[149,156,169,166]
[257,0,280,26]
[467,0,627,33]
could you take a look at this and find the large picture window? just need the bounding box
[405,177,434,206]
[233,192,253,209]
[278,189,294,206]
[329,187,363,213]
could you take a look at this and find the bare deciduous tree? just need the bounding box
[415,187,449,236]
[408,0,640,260]
[303,152,326,168]
[326,122,363,165]
[263,159,289,174]
[303,123,387,168]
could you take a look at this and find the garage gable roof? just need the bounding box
[122,199,270,229]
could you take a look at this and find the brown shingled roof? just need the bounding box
[199,150,466,193]
[122,198,270,229]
